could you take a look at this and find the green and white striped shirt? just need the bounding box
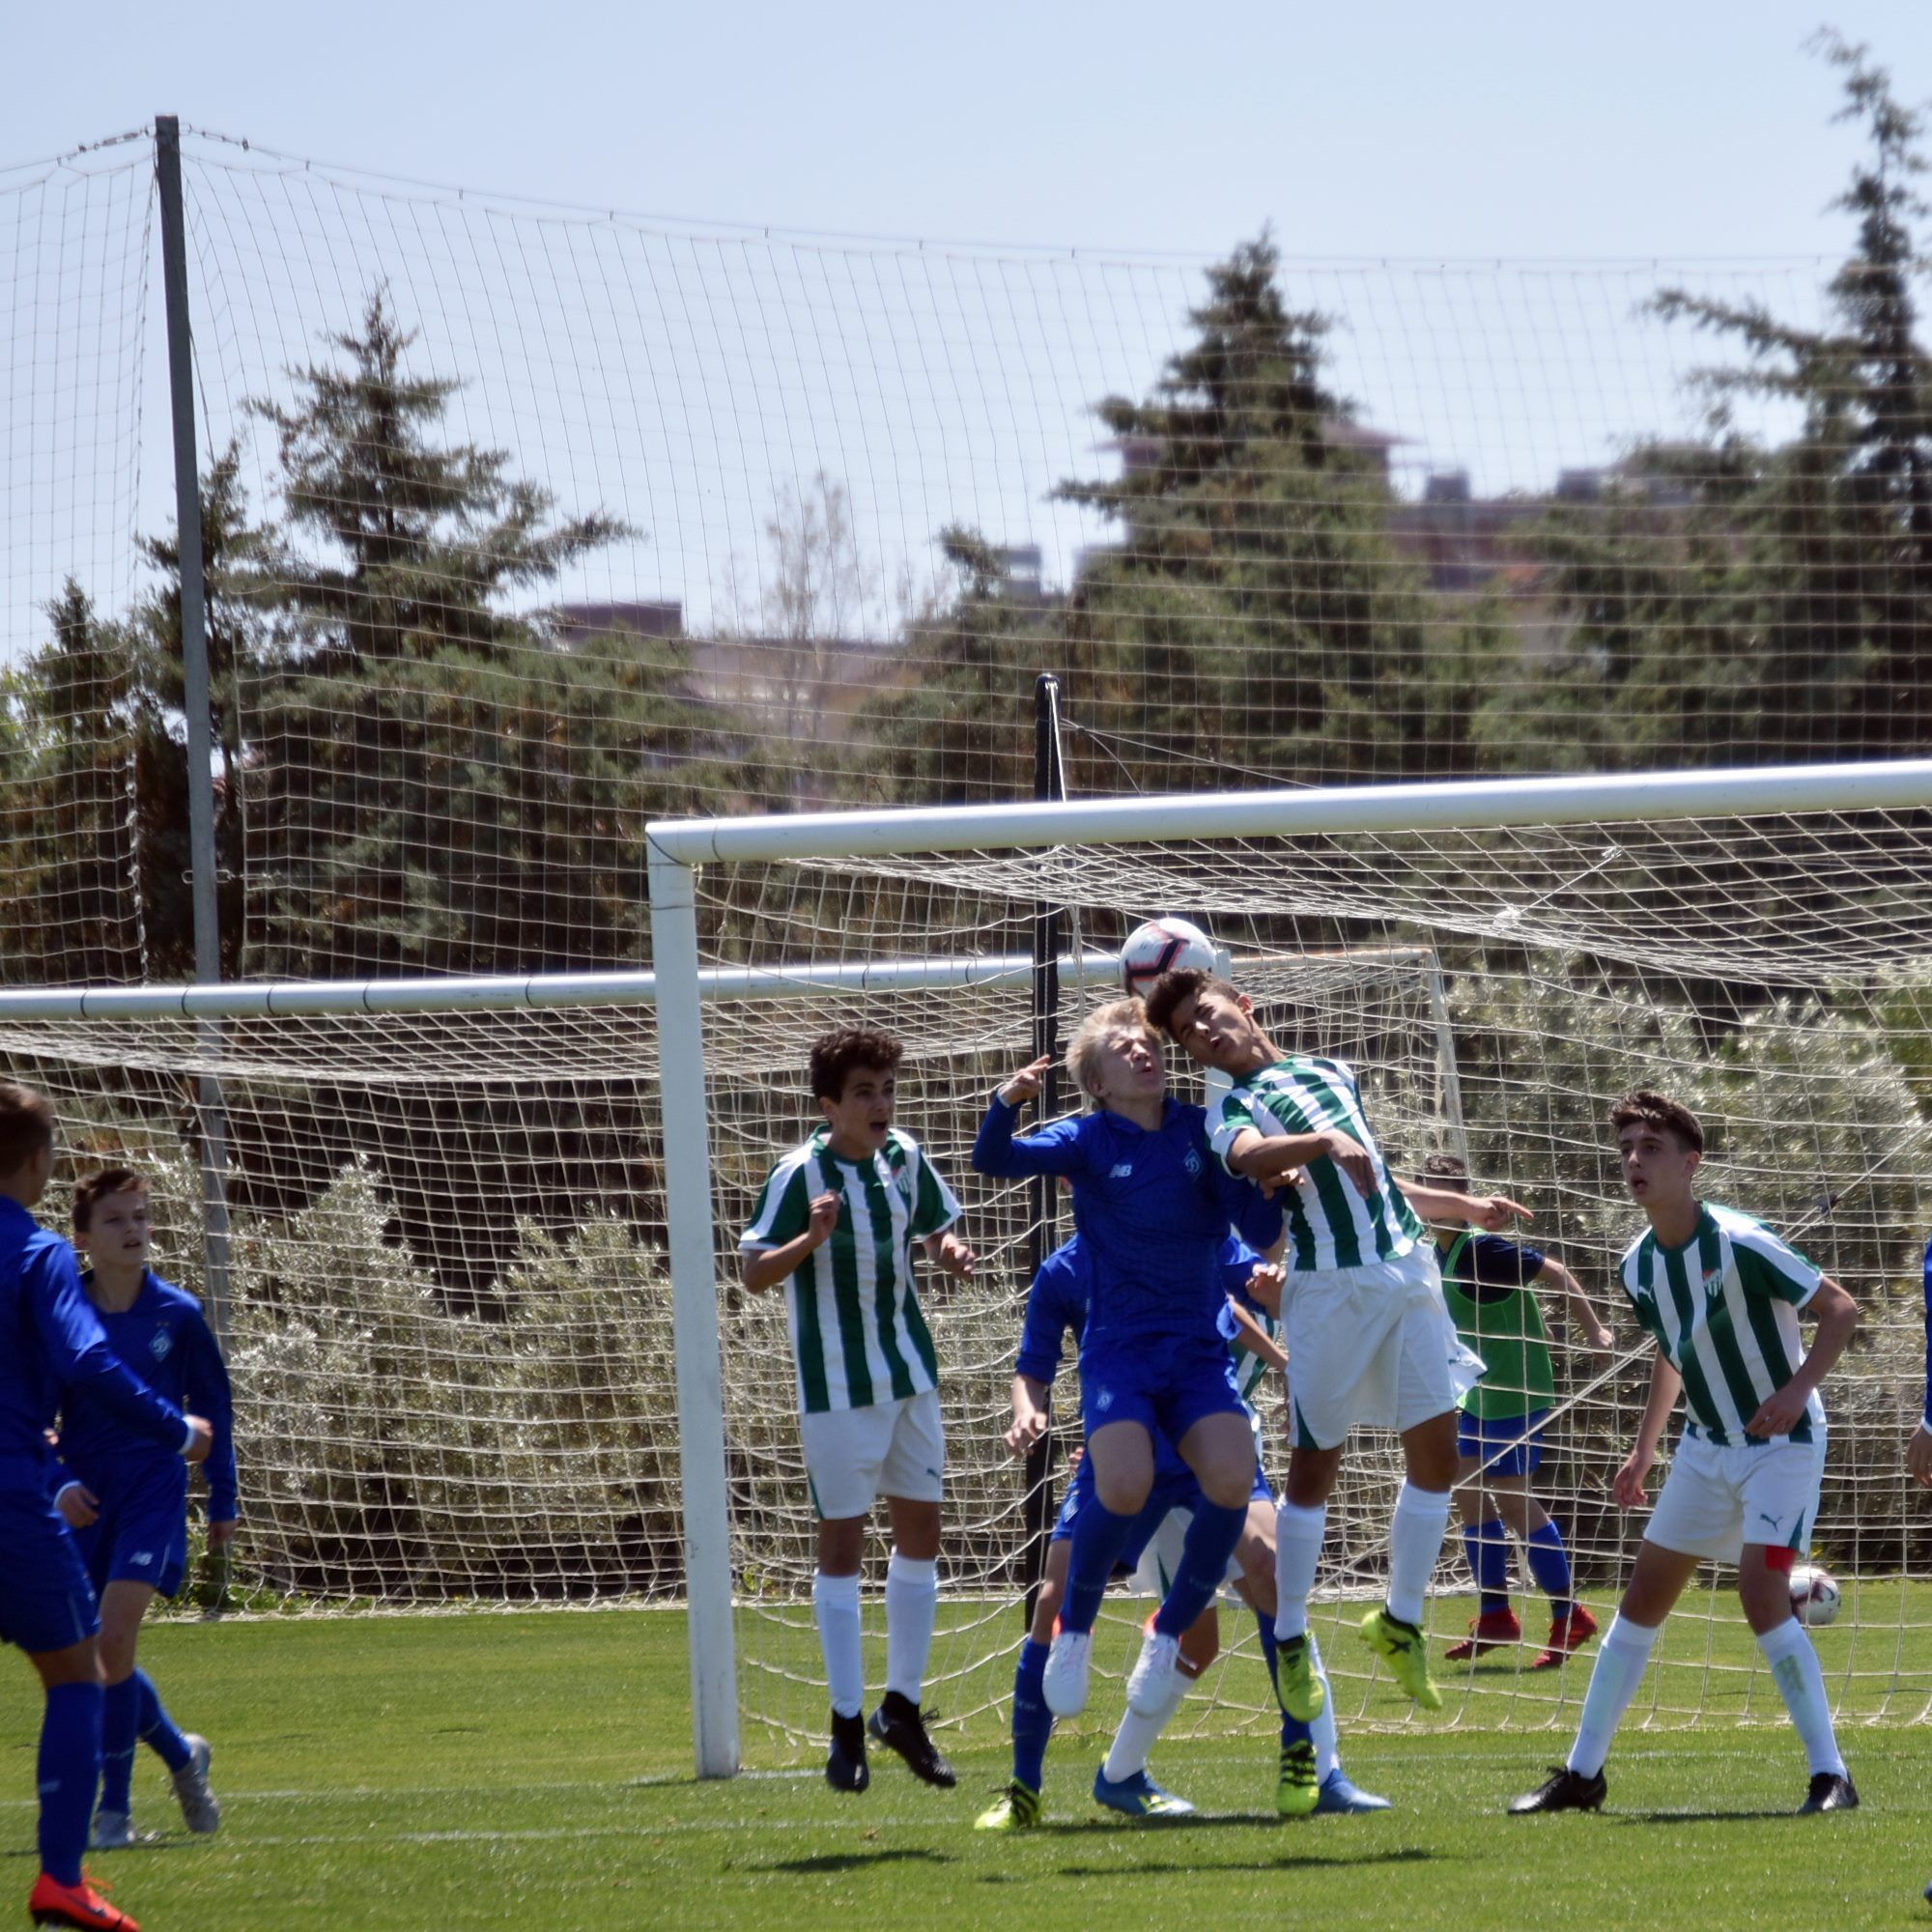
[741,1127,961,1416]
[1207,1055,1422,1272]
[1618,1202,1824,1446]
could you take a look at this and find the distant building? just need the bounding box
[552,599,684,647]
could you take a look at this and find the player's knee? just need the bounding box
[1096,1473,1151,1516]
[1201,1466,1254,1510]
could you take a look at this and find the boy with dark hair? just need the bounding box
[740,1025,976,1795]
[1419,1149,1614,1669]
[1512,1091,1861,1816]
[1146,969,1515,1720]
[0,1086,212,1932]
[56,1169,232,1849]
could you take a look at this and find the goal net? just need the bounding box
[6,767,1924,1773]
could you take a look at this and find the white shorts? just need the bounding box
[1644,1430,1826,1564]
[1129,1498,1266,1608]
[1282,1242,1483,1452]
[798,1387,946,1521]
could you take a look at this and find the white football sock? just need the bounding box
[1273,1500,1326,1641]
[1758,1616,1846,1777]
[1566,1614,1658,1776]
[812,1570,866,1719]
[883,1551,939,1705]
[1386,1482,1452,1628]
[1102,1666,1192,1783]
[1309,1634,1340,1780]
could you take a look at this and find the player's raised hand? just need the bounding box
[1611,1447,1653,1510]
[997,1056,1054,1108]
[54,1481,98,1528]
[1468,1194,1534,1232]
[1318,1129,1375,1194]
[184,1414,214,1464]
[1907,1424,1932,1488]
[804,1190,841,1248]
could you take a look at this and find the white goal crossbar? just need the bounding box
[644,758,1932,1776]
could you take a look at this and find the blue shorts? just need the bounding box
[71,1467,189,1599]
[1079,1334,1249,1446]
[0,1491,99,1654]
[1458,1406,1549,1481]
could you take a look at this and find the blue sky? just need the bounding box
[11,1,1928,259]
[3,3,1930,653]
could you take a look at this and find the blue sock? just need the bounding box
[1151,1499,1246,1637]
[1464,1519,1512,1615]
[38,1682,102,1887]
[1011,1639,1053,1792]
[134,1668,192,1773]
[1524,1521,1574,1618]
[1255,1608,1314,1750]
[99,1677,139,1815]
[1062,1499,1139,1634]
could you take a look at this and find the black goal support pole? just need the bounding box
[1018,672,1066,1628]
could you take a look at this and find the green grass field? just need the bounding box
[6,1594,1932,1931]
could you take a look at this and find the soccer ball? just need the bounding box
[1119,916,1218,995]
[1789,1563,1841,1628]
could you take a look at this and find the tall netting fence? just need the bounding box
[10,126,1930,990]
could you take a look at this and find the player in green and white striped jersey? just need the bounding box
[1512,1091,1861,1820]
[740,1026,977,1798]
[1148,968,1531,1723]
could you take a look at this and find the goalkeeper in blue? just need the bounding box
[54,1168,232,1851]
[978,1231,1387,1828]
[972,999,1279,1735]
[0,1084,213,1932]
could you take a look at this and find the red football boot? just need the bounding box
[1444,1606,1521,1661]
[28,1871,137,1930]
[1531,1604,1600,1669]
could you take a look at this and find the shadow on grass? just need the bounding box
[1053,1846,1444,1878]
[751,1848,958,1875]
[1616,1808,1802,1825]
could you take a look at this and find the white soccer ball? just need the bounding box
[1789,1563,1841,1628]
[1119,916,1218,996]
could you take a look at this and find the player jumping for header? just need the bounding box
[1146,969,1528,1722]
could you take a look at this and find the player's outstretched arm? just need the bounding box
[1225,1122,1374,1193]
[1537,1258,1615,1357]
[741,1191,840,1293]
[1400,1178,1534,1231]
[185,1303,241,1532]
[1225,1295,1289,1374]
[1613,1352,1684,1509]
[1745,1275,1857,1440]
[972,1060,1085,1178]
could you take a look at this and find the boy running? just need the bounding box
[973,1000,1278,1730]
[740,1026,977,1795]
[1512,1092,1859,1816]
[0,1084,212,1932]
[1146,969,1524,1720]
[1418,1150,1614,1669]
[55,1169,232,1849]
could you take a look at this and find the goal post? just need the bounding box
[647,755,1932,1777]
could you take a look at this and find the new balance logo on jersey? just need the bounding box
[1109,1163,1134,1179]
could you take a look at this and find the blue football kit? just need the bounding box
[976,1094,1282,1443]
[60,1270,236,1600]
[0,1200,186,1656]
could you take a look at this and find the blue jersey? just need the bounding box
[975,1095,1281,1350]
[0,1198,185,1498]
[1016,1233,1267,1481]
[60,1271,237,1522]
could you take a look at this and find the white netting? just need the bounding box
[2,800,1928,1758]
